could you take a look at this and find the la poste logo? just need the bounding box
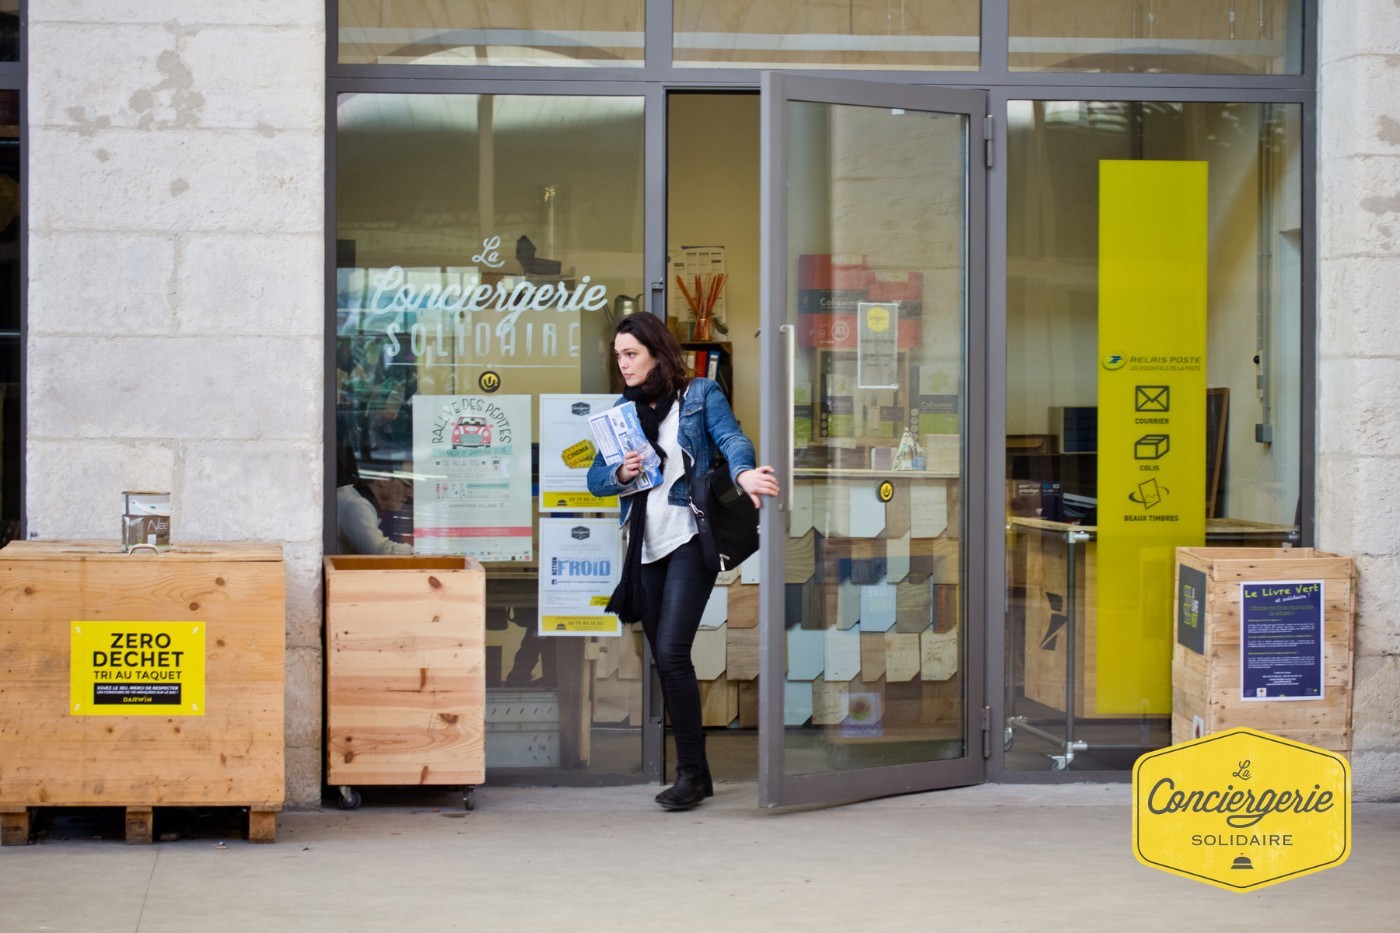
[1133,728,1350,892]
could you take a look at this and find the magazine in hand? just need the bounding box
[588,402,664,497]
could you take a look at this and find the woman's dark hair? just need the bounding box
[614,311,690,397]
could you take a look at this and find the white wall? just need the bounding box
[1318,0,1400,801]
[26,1,326,807]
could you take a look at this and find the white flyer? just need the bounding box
[539,394,620,513]
[411,394,533,561]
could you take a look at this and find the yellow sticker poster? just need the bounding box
[70,621,206,716]
[1097,160,1207,714]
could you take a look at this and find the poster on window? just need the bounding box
[538,518,622,636]
[857,301,900,388]
[539,394,620,513]
[412,394,532,561]
[1240,580,1324,701]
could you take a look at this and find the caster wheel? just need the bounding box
[337,786,362,810]
[1049,757,1069,772]
[463,788,476,811]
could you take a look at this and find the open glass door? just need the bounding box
[758,73,987,807]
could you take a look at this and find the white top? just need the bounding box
[336,484,413,555]
[641,403,698,564]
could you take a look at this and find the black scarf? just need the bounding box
[605,381,678,624]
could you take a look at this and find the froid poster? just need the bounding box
[412,394,532,561]
[538,518,622,636]
[539,394,619,513]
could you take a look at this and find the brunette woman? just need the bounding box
[587,313,779,810]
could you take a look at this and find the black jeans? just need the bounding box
[639,535,718,776]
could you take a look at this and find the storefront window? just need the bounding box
[673,0,979,70]
[0,88,16,545]
[335,92,647,779]
[338,1,645,67]
[0,3,16,62]
[1003,100,1303,771]
[1009,0,1302,74]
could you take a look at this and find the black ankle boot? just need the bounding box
[655,765,713,803]
[655,771,709,811]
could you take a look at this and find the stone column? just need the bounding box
[27,2,326,807]
[1318,0,1400,800]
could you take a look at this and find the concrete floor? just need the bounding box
[4,783,1396,932]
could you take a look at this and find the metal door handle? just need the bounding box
[779,323,795,512]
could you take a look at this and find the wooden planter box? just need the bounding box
[324,556,485,804]
[1173,548,1356,753]
[0,541,285,844]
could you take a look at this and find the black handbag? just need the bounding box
[687,456,760,574]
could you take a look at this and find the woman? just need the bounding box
[587,313,779,811]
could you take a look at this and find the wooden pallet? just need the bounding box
[1,805,278,845]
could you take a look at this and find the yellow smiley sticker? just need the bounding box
[878,481,894,502]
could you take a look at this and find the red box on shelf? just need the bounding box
[798,254,870,291]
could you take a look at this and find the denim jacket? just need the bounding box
[586,377,756,526]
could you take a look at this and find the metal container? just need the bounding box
[121,491,171,553]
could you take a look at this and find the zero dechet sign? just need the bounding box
[878,481,894,503]
[479,371,501,393]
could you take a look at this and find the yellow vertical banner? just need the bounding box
[1097,161,1207,714]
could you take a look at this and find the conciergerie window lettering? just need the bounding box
[356,248,612,367]
[335,90,648,779]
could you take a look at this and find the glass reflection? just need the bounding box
[335,92,647,780]
[1009,0,1301,74]
[1003,100,1303,770]
[339,0,645,67]
[675,0,978,71]
[0,91,16,546]
[0,2,15,62]
[783,101,968,775]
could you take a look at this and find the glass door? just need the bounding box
[758,73,987,807]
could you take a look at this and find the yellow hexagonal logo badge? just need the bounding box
[1133,728,1350,892]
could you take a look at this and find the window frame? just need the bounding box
[323,1,1319,786]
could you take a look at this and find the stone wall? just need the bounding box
[26,1,326,807]
[1318,0,1400,800]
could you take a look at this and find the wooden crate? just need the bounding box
[0,541,285,845]
[1173,548,1356,753]
[325,555,486,790]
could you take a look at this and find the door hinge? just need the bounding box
[981,706,993,758]
[984,115,995,169]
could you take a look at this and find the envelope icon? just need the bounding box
[1135,385,1170,412]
